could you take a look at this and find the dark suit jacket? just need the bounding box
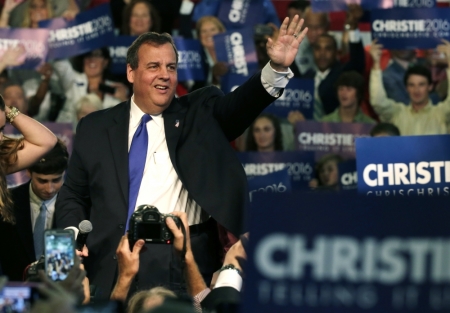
[302,41,366,115]
[201,287,240,312]
[55,72,279,298]
[0,182,36,281]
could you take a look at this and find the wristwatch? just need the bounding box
[220,264,243,278]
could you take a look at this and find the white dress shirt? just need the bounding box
[129,62,293,225]
[29,184,57,232]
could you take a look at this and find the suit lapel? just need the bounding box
[107,102,130,206]
[14,183,36,261]
[163,97,186,174]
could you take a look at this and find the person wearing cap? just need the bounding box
[0,139,68,281]
[52,47,130,123]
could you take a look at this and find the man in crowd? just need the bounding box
[370,39,450,136]
[55,16,308,299]
[0,140,68,281]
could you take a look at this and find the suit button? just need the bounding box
[119,224,124,229]
[113,255,117,260]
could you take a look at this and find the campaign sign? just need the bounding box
[339,159,357,191]
[214,27,258,78]
[247,169,291,202]
[371,8,450,49]
[237,151,315,192]
[265,78,314,119]
[39,4,115,60]
[0,28,49,69]
[311,0,435,12]
[356,135,450,197]
[5,122,73,188]
[294,121,372,160]
[217,0,264,30]
[243,192,450,313]
[173,38,205,82]
[109,35,137,74]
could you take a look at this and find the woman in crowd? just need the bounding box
[121,0,161,35]
[246,113,283,152]
[0,94,57,224]
[53,47,129,123]
[310,154,343,190]
[194,16,227,88]
[0,0,53,28]
[74,93,103,130]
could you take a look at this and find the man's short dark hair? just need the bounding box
[288,0,310,11]
[335,71,365,104]
[127,32,179,70]
[403,65,432,86]
[28,139,69,175]
[370,122,401,137]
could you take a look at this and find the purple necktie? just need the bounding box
[126,114,152,231]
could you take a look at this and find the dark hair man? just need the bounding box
[321,71,375,123]
[55,17,308,299]
[370,39,450,136]
[0,140,69,280]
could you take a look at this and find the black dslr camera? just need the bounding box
[128,205,181,247]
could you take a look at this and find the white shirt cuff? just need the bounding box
[261,62,294,97]
[348,29,361,43]
[65,226,79,239]
[213,269,243,292]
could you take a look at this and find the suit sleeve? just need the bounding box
[342,41,365,74]
[55,118,91,228]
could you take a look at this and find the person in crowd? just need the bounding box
[309,154,343,190]
[287,0,310,21]
[0,94,57,224]
[74,93,103,128]
[0,140,68,281]
[127,287,177,313]
[55,16,308,300]
[370,122,401,137]
[1,83,28,115]
[369,39,450,136]
[293,6,327,76]
[246,113,283,152]
[192,16,227,89]
[321,71,375,124]
[121,0,161,36]
[52,47,129,123]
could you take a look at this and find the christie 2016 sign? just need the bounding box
[356,135,450,196]
[243,192,450,313]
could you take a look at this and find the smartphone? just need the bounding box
[99,83,116,95]
[44,229,75,281]
[0,282,40,313]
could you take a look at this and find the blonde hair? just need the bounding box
[75,93,103,115]
[195,16,226,39]
[127,287,177,313]
[22,0,54,28]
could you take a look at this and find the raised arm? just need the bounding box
[369,40,402,122]
[4,105,57,174]
[435,40,450,121]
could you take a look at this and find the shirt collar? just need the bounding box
[29,183,57,208]
[316,68,331,80]
[409,101,433,113]
[130,95,163,128]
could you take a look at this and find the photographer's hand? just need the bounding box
[166,212,207,297]
[58,256,87,305]
[33,271,77,313]
[110,234,144,301]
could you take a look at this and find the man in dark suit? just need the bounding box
[55,16,308,299]
[0,140,68,281]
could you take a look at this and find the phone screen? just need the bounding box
[0,283,40,313]
[44,230,75,281]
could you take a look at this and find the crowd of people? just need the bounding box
[0,0,447,312]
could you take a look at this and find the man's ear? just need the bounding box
[126,64,135,84]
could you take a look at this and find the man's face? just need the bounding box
[338,86,358,108]
[127,43,178,115]
[406,74,432,106]
[29,171,64,201]
[304,12,327,45]
[3,85,27,113]
[313,37,337,72]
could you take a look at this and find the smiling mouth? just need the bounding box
[155,86,168,90]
